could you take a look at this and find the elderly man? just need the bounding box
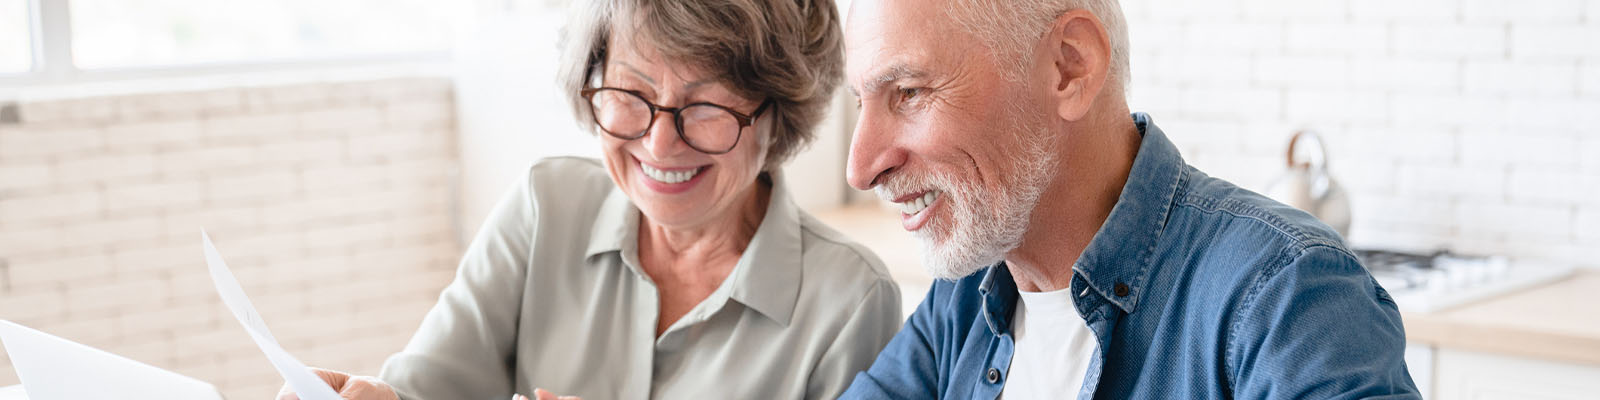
[839,0,1420,399]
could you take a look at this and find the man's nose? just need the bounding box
[846,108,906,191]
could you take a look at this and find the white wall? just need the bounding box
[452,10,596,239]
[1122,0,1600,268]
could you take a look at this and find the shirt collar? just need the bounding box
[977,262,1018,336]
[584,186,637,263]
[1069,112,1185,314]
[583,170,804,326]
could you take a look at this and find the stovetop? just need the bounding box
[1357,249,1573,313]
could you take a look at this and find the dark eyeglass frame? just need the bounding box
[580,87,773,155]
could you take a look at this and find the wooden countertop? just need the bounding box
[812,204,1600,366]
[1401,271,1600,366]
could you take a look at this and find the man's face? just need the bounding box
[845,0,1060,280]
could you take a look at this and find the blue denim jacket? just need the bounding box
[841,113,1419,399]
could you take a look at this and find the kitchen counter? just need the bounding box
[1401,270,1600,366]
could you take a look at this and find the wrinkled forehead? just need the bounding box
[843,0,969,91]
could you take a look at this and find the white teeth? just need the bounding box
[641,164,701,184]
[896,191,940,215]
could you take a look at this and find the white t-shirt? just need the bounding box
[1000,287,1099,399]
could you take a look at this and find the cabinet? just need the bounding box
[1431,348,1600,399]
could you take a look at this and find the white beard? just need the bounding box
[878,102,1060,281]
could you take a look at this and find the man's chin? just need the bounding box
[920,258,993,281]
[918,241,1000,281]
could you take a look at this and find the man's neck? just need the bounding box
[1007,111,1141,293]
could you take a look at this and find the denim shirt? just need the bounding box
[841,113,1420,399]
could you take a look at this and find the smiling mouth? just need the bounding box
[893,190,941,216]
[639,163,706,184]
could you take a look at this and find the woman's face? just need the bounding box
[596,35,772,230]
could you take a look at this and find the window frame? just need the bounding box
[0,0,453,87]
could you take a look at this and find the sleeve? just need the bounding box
[1228,245,1422,399]
[804,278,903,399]
[376,174,537,400]
[839,283,945,400]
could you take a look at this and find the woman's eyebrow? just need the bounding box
[613,60,718,93]
[615,60,657,86]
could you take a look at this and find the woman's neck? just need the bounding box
[637,177,772,336]
[638,178,772,277]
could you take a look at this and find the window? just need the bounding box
[1,0,30,73]
[69,0,460,69]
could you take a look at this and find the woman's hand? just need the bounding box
[276,368,398,400]
[513,388,582,400]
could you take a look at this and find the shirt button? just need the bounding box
[1114,282,1130,297]
[986,367,1001,384]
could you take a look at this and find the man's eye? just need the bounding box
[890,87,926,110]
[897,88,919,102]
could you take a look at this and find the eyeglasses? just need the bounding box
[580,87,772,155]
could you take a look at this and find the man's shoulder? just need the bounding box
[1153,166,1370,303]
[1169,166,1349,258]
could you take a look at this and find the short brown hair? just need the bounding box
[558,0,844,169]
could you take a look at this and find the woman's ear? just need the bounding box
[1041,9,1112,122]
[754,115,776,171]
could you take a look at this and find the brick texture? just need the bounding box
[0,77,462,399]
[1126,0,1600,269]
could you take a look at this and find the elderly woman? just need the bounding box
[280,0,902,399]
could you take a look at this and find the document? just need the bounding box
[202,230,342,400]
[0,320,225,400]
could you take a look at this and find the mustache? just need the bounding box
[873,170,950,201]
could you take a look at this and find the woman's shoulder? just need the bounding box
[526,156,609,185]
[513,156,620,224]
[793,211,898,291]
[522,156,616,199]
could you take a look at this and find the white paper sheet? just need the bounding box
[202,230,342,400]
[0,320,225,400]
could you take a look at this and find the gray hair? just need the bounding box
[947,0,1130,93]
[557,0,845,169]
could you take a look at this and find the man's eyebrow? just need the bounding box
[857,62,923,98]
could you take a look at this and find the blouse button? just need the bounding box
[986,367,1001,384]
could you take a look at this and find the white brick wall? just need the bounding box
[0,77,462,398]
[1127,0,1600,268]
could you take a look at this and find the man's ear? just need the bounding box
[1041,9,1111,122]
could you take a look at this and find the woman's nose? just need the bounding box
[641,111,689,158]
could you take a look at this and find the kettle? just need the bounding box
[1263,130,1352,240]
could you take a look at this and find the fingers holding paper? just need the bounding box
[516,388,582,400]
[276,368,398,400]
